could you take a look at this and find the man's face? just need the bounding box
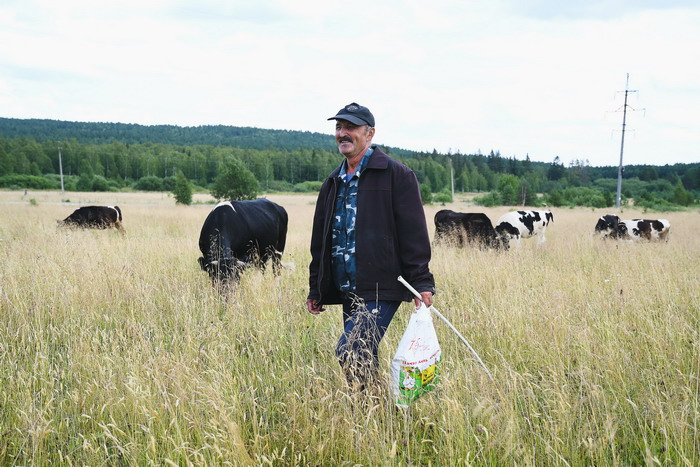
[335,119,374,159]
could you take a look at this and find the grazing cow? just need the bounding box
[434,210,509,250]
[198,199,288,283]
[495,210,554,246]
[594,214,671,242]
[59,205,124,233]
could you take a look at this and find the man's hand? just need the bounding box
[413,291,433,309]
[306,299,325,315]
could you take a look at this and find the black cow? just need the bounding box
[594,214,671,241]
[198,199,288,283]
[58,205,124,233]
[434,210,509,250]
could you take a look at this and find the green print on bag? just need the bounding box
[397,355,442,406]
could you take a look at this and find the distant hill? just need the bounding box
[0,117,427,158]
[0,117,341,152]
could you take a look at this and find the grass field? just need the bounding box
[1,190,698,465]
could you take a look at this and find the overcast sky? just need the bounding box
[1,0,698,167]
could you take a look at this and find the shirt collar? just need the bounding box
[338,147,374,180]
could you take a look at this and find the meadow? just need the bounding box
[1,189,698,465]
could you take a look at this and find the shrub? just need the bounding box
[162,175,177,192]
[293,181,323,193]
[474,192,500,207]
[75,173,94,191]
[0,175,56,189]
[92,175,110,192]
[433,190,452,205]
[267,180,295,192]
[134,176,164,191]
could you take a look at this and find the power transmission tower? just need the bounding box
[614,73,644,208]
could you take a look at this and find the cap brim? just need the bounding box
[327,114,369,126]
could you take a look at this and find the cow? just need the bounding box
[434,210,509,250]
[58,205,125,234]
[495,210,554,247]
[594,214,671,242]
[198,199,288,283]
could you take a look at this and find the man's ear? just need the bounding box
[367,126,375,141]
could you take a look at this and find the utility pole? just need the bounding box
[614,73,642,208]
[450,158,454,200]
[58,145,65,197]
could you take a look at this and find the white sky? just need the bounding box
[1,0,698,167]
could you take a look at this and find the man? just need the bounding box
[307,102,435,390]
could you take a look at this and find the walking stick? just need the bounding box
[398,276,494,381]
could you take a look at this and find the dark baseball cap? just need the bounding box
[327,102,375,127]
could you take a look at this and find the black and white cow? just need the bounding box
[198,199,288,283]
[434,210,509,250]
[495,210,553,247]
[594,214,671,242]
[58,205,124,233]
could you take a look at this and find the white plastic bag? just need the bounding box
[390,303,442,407]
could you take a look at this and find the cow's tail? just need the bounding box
[546,211,554,223]
[113,206,123,222]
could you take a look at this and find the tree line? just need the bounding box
[0,118,698,209]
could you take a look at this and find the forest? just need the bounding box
[1,117,698,209]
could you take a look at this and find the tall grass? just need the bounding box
[1,192,698,464]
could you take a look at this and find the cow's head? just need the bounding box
[491,233,510,250]
[198,256,247,283]
[594,214,621,239]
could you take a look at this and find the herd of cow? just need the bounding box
[57,201,672,284]
[434,209,671,249]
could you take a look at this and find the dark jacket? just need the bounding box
[308,147,435,305]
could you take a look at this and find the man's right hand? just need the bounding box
[306,299,325,315]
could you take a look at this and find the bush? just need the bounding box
[0,175,56,189]
[473,192,500,207]
[92,175,110,192]
[293,181,323,192]
[433,190,452,205]
[133,176,164,191]
[75,173,94,191]
[162,175,177,192]
[266,180,295,192]
[547,189,564,207]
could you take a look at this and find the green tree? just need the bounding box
[419,183,432,205]
[673,181,693,206]
[547,156,566,181]
[639,166,658,181]
[211,157,259,201]
[173,170,193,205]
[497,174,520,205]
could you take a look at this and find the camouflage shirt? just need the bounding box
[331,148,374,292]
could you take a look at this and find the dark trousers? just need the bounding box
[336,298,401,389]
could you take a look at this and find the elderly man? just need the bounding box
[306,102,435,390]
